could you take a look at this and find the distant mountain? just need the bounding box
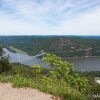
[0,35,100,57]
[78,36,100,39]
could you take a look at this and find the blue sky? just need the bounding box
[0,0,100,35]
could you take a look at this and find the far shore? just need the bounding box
[63,56,100,59]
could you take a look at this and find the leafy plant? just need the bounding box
[32,65,42,78]
[43,54,88,93]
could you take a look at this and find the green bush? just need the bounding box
[43,54,88,93]
[32,65,43,78]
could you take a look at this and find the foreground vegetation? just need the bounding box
[0,46,100,100]
[0,69,100,100]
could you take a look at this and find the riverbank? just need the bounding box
[63,56,100,59]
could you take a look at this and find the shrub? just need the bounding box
[32,65,43,78]
[43,54,88,93]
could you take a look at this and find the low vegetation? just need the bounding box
[79,71,100,100]
[0,46,100,100]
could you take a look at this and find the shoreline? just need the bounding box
[63,56,100,59]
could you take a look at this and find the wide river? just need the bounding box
[65,57,100,71]
[3,48,100,71]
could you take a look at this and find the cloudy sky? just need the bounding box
[0,0,100,35]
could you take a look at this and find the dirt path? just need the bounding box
[0,83,57,100]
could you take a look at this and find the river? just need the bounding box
[3,48,100,71]
[65,57,100,71]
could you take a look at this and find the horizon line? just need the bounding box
[0,35,100,36]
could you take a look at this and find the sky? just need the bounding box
[0,0,100,36]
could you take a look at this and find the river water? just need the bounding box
[3,48,100,71]
[3,48,49,69]
[65,57,100,71]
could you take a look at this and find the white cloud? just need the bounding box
[0,0,100,35]
[0,10,55,35]
[56,8,100,35]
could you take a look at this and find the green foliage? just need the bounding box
[0,73,86,100]
[41,77,86,100]
[43,54,88,93]
[78,71,100,100]
[11,64,33,76]
[32,65,42,78]
[11,74,33,87]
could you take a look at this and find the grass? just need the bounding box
[0,58,88,100]
[0,73,87,100]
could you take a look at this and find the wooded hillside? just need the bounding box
[0,36,100,57]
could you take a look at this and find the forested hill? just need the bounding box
[0,36,100,57]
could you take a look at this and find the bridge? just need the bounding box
[3,48,47,66]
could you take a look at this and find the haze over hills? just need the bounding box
[0,35,100,57]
